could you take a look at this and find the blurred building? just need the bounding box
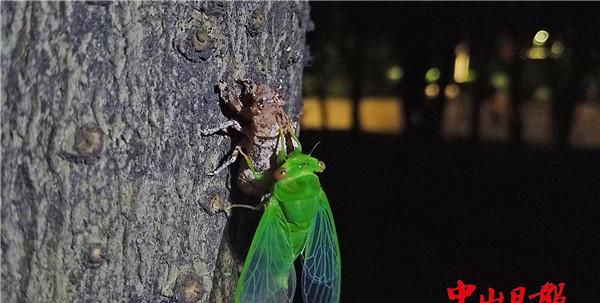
[302,3,600,149]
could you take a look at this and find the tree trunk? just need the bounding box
[1,2,310,302]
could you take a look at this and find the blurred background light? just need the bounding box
[359,97,404,134]
[324,97,353,130]
[425,67,441,83]
[550,41,565,58]
[301,97,323,129]
[425,83,440,99]
[301,97,405,133]
[453,44,470,83]
[386,65,404,82]
[303,3,600,148]
[527,46,548,60]
[444,83,460,99]
[490,71,510,90]
[533,29,550,46]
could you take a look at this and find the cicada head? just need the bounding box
[273,151,325,181]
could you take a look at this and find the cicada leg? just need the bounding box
[200,119,243,135]
[286,123,301,150]
[227,194,270,212]
[226,204,263,211]
[275,128,288,165]
[275,124,300,165]
[206,146,241,176]
[235,146,264,180]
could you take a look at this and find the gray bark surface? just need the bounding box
[1,2,309,302]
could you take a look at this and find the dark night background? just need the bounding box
[299,2,600,302]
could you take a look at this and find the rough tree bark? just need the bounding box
[1,2,310,302]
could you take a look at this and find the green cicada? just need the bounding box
[233,144,341,303]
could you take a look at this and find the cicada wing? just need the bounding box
[286,264,297,302]
[301,191,342,303]
[234,198,296,303]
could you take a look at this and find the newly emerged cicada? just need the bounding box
[233,144,341,303]
[202,80,341,303]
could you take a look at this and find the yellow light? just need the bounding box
[550,41,564,58]
[386,66,404,81]
[533,30,549,46]
[425,67,441,83]
[453,44,470,83]
[324,97,353,130]
[300,97,323,129]
[359,97,404,134]
[444,84,460,99]
[527,46,548,60]
[424,83,440,99]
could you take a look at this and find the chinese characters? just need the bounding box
[447,280,566,303]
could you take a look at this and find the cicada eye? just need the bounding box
[317,161,326,172]
[274,167,287,180]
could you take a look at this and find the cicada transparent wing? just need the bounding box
[234,198,297,303]
[301,191,342,303]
